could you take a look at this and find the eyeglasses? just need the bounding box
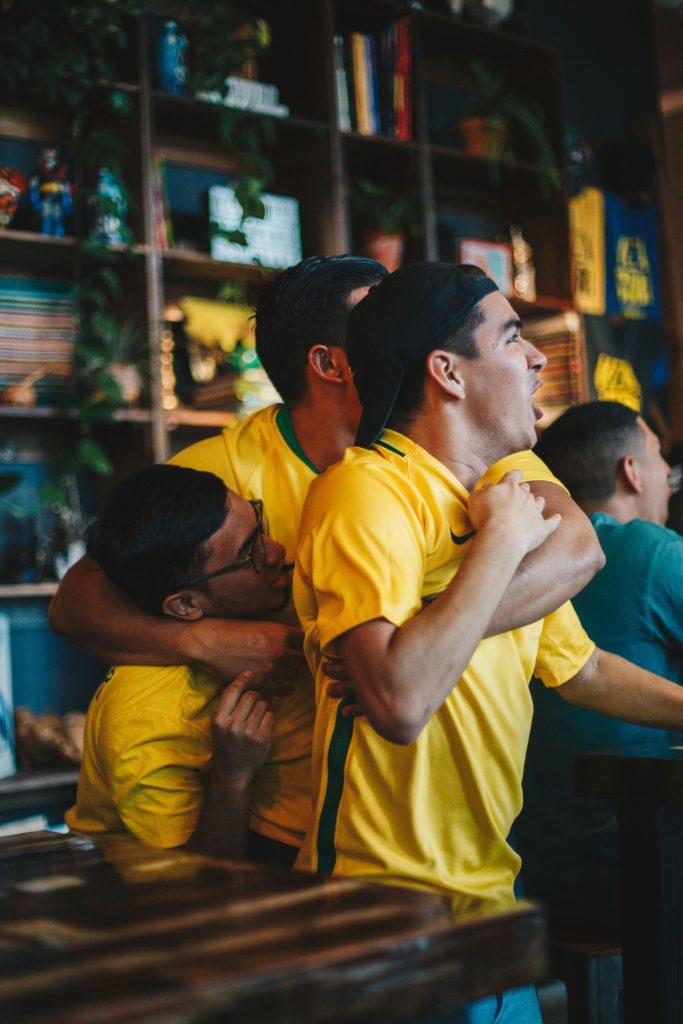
[180,500,266,589]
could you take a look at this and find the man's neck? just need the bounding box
[288,403,356,473]
[581,495,637,525]
[401,415,496,492]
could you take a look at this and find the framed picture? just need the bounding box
[457,239,514,297]
[208,186,302,270]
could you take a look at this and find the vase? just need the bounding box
[457,117,506,159]
[109,364,142,406]
[362,229,406,273]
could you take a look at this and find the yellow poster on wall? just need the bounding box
[593,353,641,411]
[570,187,605,316]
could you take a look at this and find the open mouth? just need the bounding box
[531,378,544,420]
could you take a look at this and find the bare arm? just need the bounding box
[558,647,683,730]
[484,481,605,636]
[49,556,304,685]
[338,474,560,745]
[182,672,273,860]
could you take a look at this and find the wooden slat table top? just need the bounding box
[0,831,546,1024]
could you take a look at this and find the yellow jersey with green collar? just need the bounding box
[170,404,318,847]
[66,663,223,848]
[293,429,595,903]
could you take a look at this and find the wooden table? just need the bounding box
[0,831,546,1024]
[575,739,683,1024]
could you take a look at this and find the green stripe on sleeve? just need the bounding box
[316,698,355,874]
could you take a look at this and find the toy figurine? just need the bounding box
[88,168,127,246]
[29,147,74,237]
[0,166,28,229]
[157,21,189,96]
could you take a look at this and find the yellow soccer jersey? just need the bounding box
[169,404,318,847]
[293,430,595,904]
[66,664,221,848]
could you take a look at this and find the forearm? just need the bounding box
[49,557,302,682]
[49,556,189,665]
[182,772,252,860]
[342,526,527,743]
[560,647,683,731]
[485,483,604,635]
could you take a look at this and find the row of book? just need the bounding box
[525,312,585,411]
[334,17,412,140]
[0,276,76,404]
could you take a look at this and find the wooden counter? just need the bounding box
[0,830,546,1023]
[576,740,683,1024]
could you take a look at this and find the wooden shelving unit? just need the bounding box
[0,1,580,467]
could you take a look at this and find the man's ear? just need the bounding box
[308,344,349,386]
[426,350,466,399]
[162,591,205,621]
[620,454,643,494]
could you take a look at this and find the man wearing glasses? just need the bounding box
[66,465,292,860]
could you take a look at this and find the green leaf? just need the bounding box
[77,438,114,477]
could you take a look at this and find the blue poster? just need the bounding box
[603,192,661,322]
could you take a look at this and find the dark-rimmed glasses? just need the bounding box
[180,500,266,588]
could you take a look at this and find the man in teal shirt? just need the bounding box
[517,400,683,927]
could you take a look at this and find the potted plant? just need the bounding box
[350,178,422,272]
[77,316,148,409]
[456,60,561,197]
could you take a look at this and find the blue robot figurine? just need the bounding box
[29,148,74,237]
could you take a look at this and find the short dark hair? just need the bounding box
[86,464,228,616]
[536,401,643,502]
[255,255,388,407]
[388,265,486,433]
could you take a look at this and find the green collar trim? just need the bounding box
[275,406,321,475]
[375,438,406,458]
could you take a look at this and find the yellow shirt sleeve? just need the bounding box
[104,713,211,848]
[534,601,596,688]
[480,449,567,490]
[296,464,426,656]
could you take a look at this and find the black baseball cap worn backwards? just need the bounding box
[347,262,498,448]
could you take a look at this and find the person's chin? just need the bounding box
[268,578,291,612]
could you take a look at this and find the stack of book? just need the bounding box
[0,277,77,405]
[196,76,289,119]
[334,16,412,140]
[525,312,584,413]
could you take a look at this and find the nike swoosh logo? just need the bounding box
[450,528,476,545]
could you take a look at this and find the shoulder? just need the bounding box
[595,515,682,551]
[482,449,564,489]
[168,405,280,485]
[93,664,195,722]
[304,446,414,520]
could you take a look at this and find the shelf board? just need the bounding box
[153,93,329,140]
[342,131,419,150]
[164,408,237,429]
[429,142,547,178]
[0,230,147,272]
[0,405,153,424]
[0,582,58,598]
[0,767,79,816]
[161,248,277,283]
[512,295,576,318]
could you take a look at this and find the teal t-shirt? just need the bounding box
[518,513,683,926]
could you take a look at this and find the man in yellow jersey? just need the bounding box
[293,263,683,1024]
[50,257,601,868]
[67,464,289,858]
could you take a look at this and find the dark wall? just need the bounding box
[514,0,659,147]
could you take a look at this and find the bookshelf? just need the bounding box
[0,1,583,583]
